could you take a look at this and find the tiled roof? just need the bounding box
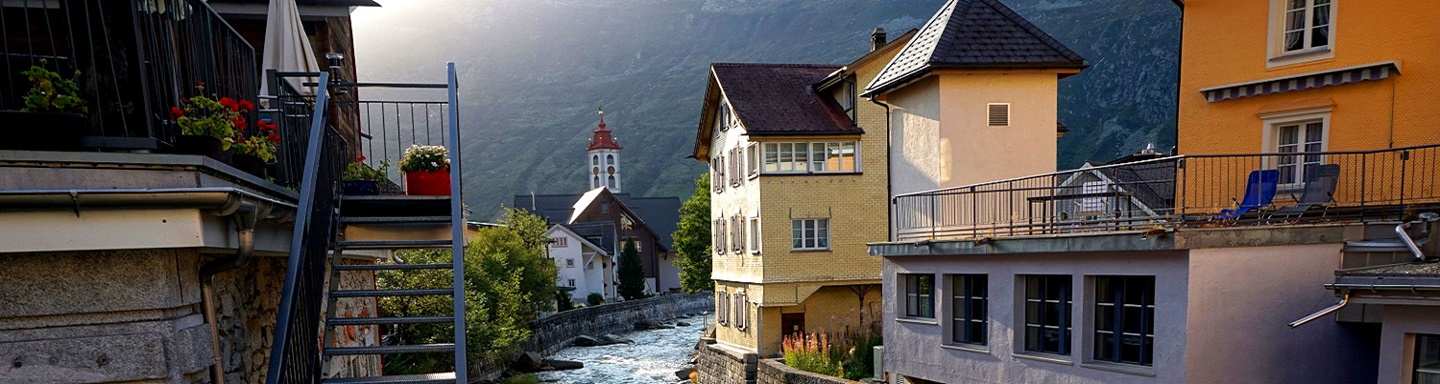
[711,63,859,136]
[513,192,681,249]
[864,0,1087,95]
[587,115,622,151]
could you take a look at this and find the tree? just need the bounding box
[671,173,713,292]
[499,206,550,253]
[616,238,647,300]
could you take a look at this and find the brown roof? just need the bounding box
[712,63,859,136]
[586,115,621,151]
[865,0,1087,96]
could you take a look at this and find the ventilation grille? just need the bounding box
[988,103,1010,127]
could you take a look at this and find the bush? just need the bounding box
[781,326,884,380]
[782,333,842,377]
[502,374,538,384]
[587,292,605,306]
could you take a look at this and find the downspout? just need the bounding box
[869,97,893,241]
[199,197,272,384]
[1287,292,1349,329]
[1397,212,1439,261]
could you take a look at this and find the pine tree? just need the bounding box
[617,238,647,300]
[671,173,714,292]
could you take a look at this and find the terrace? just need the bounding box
[889,144,1440,243]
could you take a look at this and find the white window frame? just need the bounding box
[790,218,830,251]
[987,103,1010,127]
[761,141,861,175]
[748,215,761,254]
[1260,108,1330,189]
[1267,0,1335,67]
[567,279,576,287]
[734,291,749,331]
[566,258,575,268]
[747,143,760,179]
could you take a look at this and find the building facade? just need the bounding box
[545,224,617,302]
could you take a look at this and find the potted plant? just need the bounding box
[230,119,280,177]
[398,144,451,196]
[342,156,389,195]
[172,85,251,162]
[0,60,88,151]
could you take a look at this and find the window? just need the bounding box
[607,175,617,189]
[567,279,576,287]
[591,155,599,167]
[762,142,859,174]
[1276,121,1325,185]
[717,291,730,326]
[951,274,988,345]
[566,259,575,268]
[719,102,731,132]
[1024,275,1073,355]
[732,215,744,253]
[748,216,760,254]
[903,274,935,319]
[1416,334,1440,383]
[747,143,760,178]
[734,291,749,331]
[1281,0,1331,54]
[1079,181,1110,214]
[790,219,830,250]
[1094,276,1155,366]
[600,202,610,213]
[551,237,568,248]
[713,219,723,255]
[717,218,728,255]
[987,103,1010,127]
[716,153,727,192]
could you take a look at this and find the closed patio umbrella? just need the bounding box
[259,0,320,97]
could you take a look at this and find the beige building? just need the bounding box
[690,29,913,383]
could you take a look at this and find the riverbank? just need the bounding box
[535,317,710,383]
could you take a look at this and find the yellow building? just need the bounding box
[690,29,914,366]
[1177,0,1440,156]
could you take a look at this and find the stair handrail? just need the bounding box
[267,72,337,384]
[446,62,470,383]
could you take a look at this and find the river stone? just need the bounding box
[600,334,633,344]
[675,368,696,380]
[543,359,584,370]
[573,335,602,347]
[512,351,544,372]
[676,321,691,327]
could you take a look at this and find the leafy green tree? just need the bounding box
[616,238,647,300]
[377,227,558,372]
[499,206,551,253]
[670,173,713,292]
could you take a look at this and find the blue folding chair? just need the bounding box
[1215,169,1280,220]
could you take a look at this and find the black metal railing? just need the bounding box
[894,144,1440,241]
[1,0,257,145]
[267,72,343,384]
[333,84,454,193]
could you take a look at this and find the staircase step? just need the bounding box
[334,263,452,271]
[324,344,455,356]
[327,316,453,326]
[330,289,453,298]
[340,216,452,224]
[340,195,451,217]
[321,372,457,384]
[336,240,452,249]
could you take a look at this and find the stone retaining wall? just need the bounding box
[756,358,864,384]
[697,339,758,384]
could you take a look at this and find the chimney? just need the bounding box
[870,27,887,52]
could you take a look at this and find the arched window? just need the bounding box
[607,175,617,188]
[592,175,600,188]
[606,154,615,166]
[592,155,599,167]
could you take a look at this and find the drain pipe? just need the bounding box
[199,197,271,384]
[1397,212,1439,261]
[1288,292,1349,329]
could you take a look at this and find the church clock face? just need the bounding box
[592,167,599,175]
[607,166,615,174]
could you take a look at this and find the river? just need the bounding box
[534,317,710,383]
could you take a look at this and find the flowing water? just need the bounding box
[534,317,710,383]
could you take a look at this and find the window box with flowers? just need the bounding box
[398,144,450,196]
[230,118,280,177]
[0,60,89,151]
[171,85,254,163]
[342,155,390,195]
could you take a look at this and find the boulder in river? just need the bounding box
[635,319,674,330]
[676,321,692,327]
[512,351,544,372]
[543,359,585,370]
[573,335,602,347]
[675,368,697,380]
[601,334,634,344]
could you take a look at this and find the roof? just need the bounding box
[711,63,859,136]
[1090,159,1178,213]
[864,0,1088,96]
[543,224,611,257]
[587,113,622,151]
[513,191,681,250]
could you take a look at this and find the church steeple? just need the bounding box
[587,108,622,193]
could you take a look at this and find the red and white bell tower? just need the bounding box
[587,109,622,193]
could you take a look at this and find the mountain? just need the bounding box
[351,0,1180,215]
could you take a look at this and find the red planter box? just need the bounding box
[404,170,451,196]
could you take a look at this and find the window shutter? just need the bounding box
[987,103,1010,127]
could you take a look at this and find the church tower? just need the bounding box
[587,109,622,193]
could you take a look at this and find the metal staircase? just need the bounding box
[267,64,469,384]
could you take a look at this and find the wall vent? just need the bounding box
[987,103,1010,127]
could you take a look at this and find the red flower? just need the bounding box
[239,99,255,111]
[169,107,184,120]
[220,97,239,111]
[232,115,246,129]
[267,133,281,143]
[357,155,367,162]
[258,119,278,132]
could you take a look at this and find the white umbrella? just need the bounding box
[259,0,320,97]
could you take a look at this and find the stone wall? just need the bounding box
[756,358,863,384]
[323,257,383,378]
[697,339,757,384]
[209,254,286,383]
[518,292,714,356]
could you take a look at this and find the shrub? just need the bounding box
[343,156,390,181]
[782,333,842,378]
[20,60,86,113]
[502,374,538,384]
[782,326,884,380]
[587,292,605,306]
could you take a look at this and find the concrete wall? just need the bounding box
[888,76,943,196]
[1186,243,1375,383]
[880,251,1190,384]
[698,340,759,384]
[1377,305,1440,384]
[516,292,713,357]
[757,358,862,384]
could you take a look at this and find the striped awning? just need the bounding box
[1201,61,1399,102]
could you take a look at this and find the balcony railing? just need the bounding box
[893,144,1440,242]
[1,0,257,147]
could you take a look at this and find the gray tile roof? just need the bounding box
[864,0,1087,95]
[711,63,860,136]
[513,192,681,249]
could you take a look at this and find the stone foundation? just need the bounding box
[756,358,863,384]
[697,340,758,384]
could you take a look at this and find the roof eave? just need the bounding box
[746,129,865,137]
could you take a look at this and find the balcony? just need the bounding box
[2,0,259,152]
[892,144,1440,242]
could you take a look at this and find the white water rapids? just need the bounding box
[534,316,711,383]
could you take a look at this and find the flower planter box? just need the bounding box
[231,153,268,178]
[405,170,451,196]
[175,135,231,163]
[0,111,86,151]
[343,180,381,195]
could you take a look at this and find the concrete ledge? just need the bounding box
[757,358,864,384]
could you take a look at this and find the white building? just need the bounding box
[545,224,617,303]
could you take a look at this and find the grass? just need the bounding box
[781,326,884,381]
